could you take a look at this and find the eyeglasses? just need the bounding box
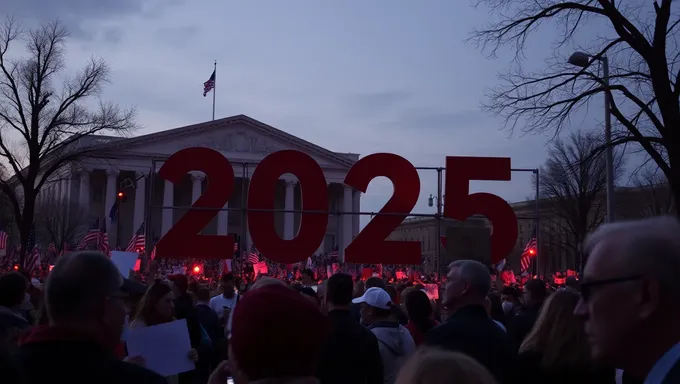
[580,275,643,302]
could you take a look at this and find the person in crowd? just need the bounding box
[574,216,680,383]
[515,289,614,383]
[318,273,383,384]
[404,289,439,346]
[353,287,415,384]
[301,268,316,287]
[300,286,320,306]
[395,348,498,384]
[484,296,506,332]
[400,287,416,311]
[167,274,204,384]
[564,276,579,291]
[352,277,387,324]
[195,287,226,373]
[223,283,328,384]
[208,273,238,326]
[0,272,31,350]
[353,280,366,298]
[509,278,546,350]
[500,286,521,316]
[12,251,167,383]
[385,285,408,325]
[425,260,514,383]
[130,281,199,384]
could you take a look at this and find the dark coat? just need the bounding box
[317,309,384,384]
[425,304,515,384]
[513,350,615,384]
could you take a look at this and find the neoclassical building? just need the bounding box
[37,115,361,257]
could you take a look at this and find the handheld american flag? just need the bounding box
[77,218,100,250]
[126,222,146,253]
[23,228,40,276]
[520,227,538,273]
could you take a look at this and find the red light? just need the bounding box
[528,248,536,256]
[117,192,124,198]
[13,264,19,271]
[192,265,202,275]
[49,265,55,271]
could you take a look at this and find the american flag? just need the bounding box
[78,218,100,250]
[247,245,259,264]
[149,245,156,260]
[520,228,538,273]
[23,229,40,276]
[203,70,215,97]
[126,222,145,253]
[329,247,339,258]
[0,225,7,250]
[98,221,110,255]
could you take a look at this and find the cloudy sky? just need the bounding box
[6,0,617,227]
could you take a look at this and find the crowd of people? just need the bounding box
[0,215,679,383]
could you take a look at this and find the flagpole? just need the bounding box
[212,61,217,121]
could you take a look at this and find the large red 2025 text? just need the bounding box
[154,147,518,265]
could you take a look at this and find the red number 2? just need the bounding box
[156,148,235,260]
[343,153,421,265]
[444,156,518,264]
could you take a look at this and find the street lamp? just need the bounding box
[568,51,615,222]
[428,193,444,207]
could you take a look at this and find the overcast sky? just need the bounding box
[5,0,619,227]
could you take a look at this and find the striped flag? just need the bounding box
[126,222,145,253]
[203,70,215,96]
[77,218,100,250]
[247,251,259,264]
[149,245,156,260]
[98,221,110,255]
[520,228,538,273]
[23,229,40,276]
[48,242,57,254]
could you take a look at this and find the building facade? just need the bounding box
[35,115,362,257]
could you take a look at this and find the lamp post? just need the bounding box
[568,51,615,223]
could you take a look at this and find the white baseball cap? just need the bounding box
[352,287,392,310]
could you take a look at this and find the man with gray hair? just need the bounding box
[574,216,680,383]
[425,260,514,383]
[12,251,166,384]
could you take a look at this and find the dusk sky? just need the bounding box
[6,0,622,227]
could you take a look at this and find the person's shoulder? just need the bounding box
[114,359,167,384]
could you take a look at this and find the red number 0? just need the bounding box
[156,148,235,260]
[343,153,421,265]
[247,150,328,264]
[444,157,518,264]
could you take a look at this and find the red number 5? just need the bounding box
[444,157,518,264]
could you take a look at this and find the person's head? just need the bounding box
[574,217,680,374]
[565,276,579,291]
[135,282,174,326]
[352,287,392,325]
[221,273,235,297]
[0,272,28,309]
[521,289,589,369]
[301,269,315,285]
[400,287,416,308]
[444,260,491,311]
[523,279,547,308]
[405,289,435,333]
[485,294,505,324]
[395,348,498,384]
[352,280,365,298]
[326,273,353,309]
[365,276,387,290]
[167,274,188,296]
[196,287,211,303]
[44,251,127,349]
[500,286,519,313]
[229,284,327,383]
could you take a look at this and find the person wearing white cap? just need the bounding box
[353,287,415,384]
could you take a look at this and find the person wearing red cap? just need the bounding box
[226,284,329,383]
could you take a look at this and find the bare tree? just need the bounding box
[34,198,87,255]
[0,18,136,269]
[534,130,624,269]
[631,164,675,216]
[473,0,680,215]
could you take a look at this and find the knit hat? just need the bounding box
[230,284,328,381]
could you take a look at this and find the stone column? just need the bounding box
[352,190,360,240]
[191,172,204,204]
[283,180,296,240]
[105,169,118,224]
[79,170,90,207]
[217,200,229,235]
[340,185,353,261]
[161,179,174,236]
[133,172,146,232]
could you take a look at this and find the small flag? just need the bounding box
[98,221,110,255]
[23,228,40,276]
[203,70,215,97]
[78,218,100,250]
[520,228,538,273]
[126,222,146,253]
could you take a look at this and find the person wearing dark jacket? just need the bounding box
[318,273,383,384]
[168,275,204,384]
[0,272,31,350]
[508,278,546,351]
[425,260,515,384]
[12,251,166,384]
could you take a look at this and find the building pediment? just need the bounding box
[91,115,357,169]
